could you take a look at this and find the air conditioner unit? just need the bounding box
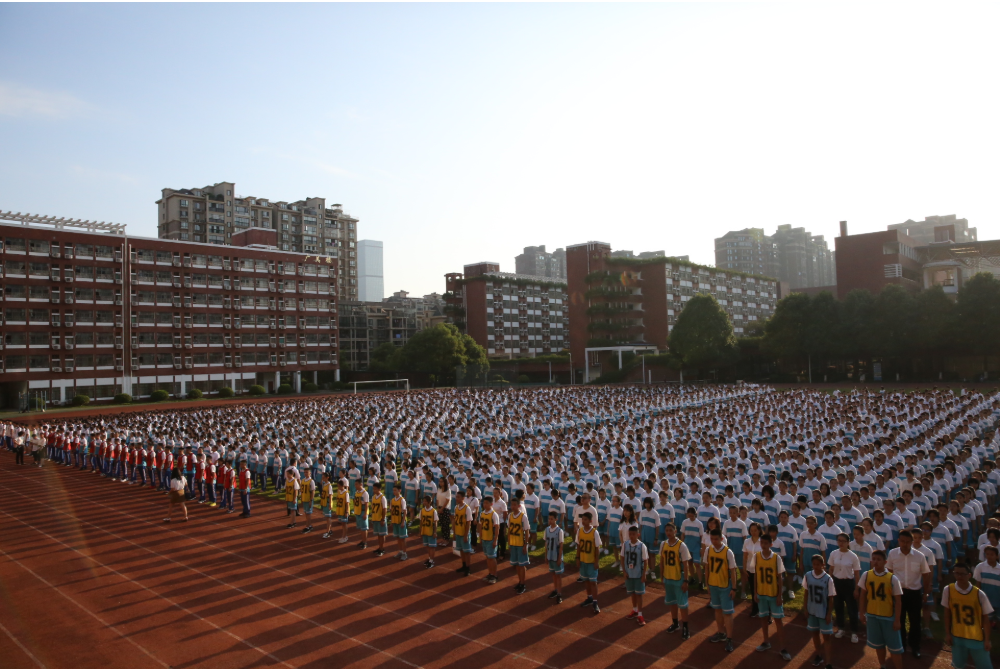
[279,361,286,366]
[64,366,74,372]
[224,362,232,368]
[173,363,182,369]
[114,298,122,305]
[184,363,192,369]
[50,296,60,303]
[114,364,123,371]
[172,280,181,288]
[64,320,74,327]
[184,343,192,349]
[51,366,62,373]
[50,249,61,258]
[115,343,123,350]
[114,278,122,285]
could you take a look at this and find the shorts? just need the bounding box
[509,546,530,566]
[866,615,903,654]
[322,507,333,518]
[709,585,735,614]
[482,539,497,559]
[757,594,784,618]
[579,563,598,583]
[339,515,350,523]
[287,502,298,511]
[356,517,369,531]
[607,523,621,546]
[625,577,646,595]
[548,560,565,574]
[422,534,436,547]
[663,579,689,608]
[301,502,314,515]
[807,614,833,635]
[455,534,472,553]
[371,520,387,536]
[392,523,408,538]
[951,636,993,670]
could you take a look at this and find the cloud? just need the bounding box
[0,81,92,119]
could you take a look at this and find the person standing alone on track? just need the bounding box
[164,467,189,523]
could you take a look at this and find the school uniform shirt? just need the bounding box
[828,548,862,580]
[972,561,999,591]
[659,539,692,580]
[621,540,650,579]
[544,526,565,561]
[940,583,994,638]
[479,509,501,541]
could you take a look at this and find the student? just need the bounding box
[353,479,370,548]
[238,461,252,518]
[299,466,316,533]
[803,554,836,669]
[828,533,861,643]
[545,511,565,604]
[607,495,624,568]
[660,523,691,640]
[576,512,601,614]
[744,522,763,617]
[801,515,828,574]
[452,489,474,576]
[419,495,439,568]
[335,477,351,544]
[704,528,738,653]
[638,498,660,581]
[164,467,189,523]
[479,495,501,584]
[776,510,800,599]
[370,482,388,556]
[622,524,650,625]
[972,544,999,618]
[508,496,531,594]
[320,472,336,538]
[390,483,409,560]
[284,463,300,527]
[943,562,995,669]
[681,507,705,588]
[857,549,904,670]
[749,535,792,661]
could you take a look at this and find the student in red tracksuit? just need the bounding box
[137,445,148,486]
[195,456,207,502]
[239,463,252,518]
[223,462,236,513]
[205,461,217,507]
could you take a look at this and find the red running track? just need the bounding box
[0,456,953,669]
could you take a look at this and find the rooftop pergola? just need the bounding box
[0,210,127,235]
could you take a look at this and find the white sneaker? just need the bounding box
[337,537,348,544]
[834,630,845,639]
[930,612,940,622]
[400,553,408,561]
[850,633,858,644]
[787,590,795,600]
[611,561,619,568]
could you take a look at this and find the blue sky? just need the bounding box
[1,2,998,297]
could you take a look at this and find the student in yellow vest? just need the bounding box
[857,549,904,669]
[299,466,316,534]
[419,494,440,568]
[659,523,691,641]
[703,527,738,653]
[390,483,409,561]
[577,511,602,614]
[748,535,792,661]
[452,489,474,577]
[479,495,501,584]
[335,476,351,544]
[320,472,336,539]
[353,478,370,549]
[509,494,532,594]
[370,482,389,557]
[942,562,994,669]
[284,461,301,529]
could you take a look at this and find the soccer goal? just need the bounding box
[351,378,410,394]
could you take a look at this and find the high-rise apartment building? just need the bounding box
[0,211,338,408]
[338,291,444,371]
[357,240,384,302]
[887,214,976,245]
[156,182,359,300]
[715,225,835,290]
[567,242,779,380]
[514,245,566,280]
[444,263,568,358]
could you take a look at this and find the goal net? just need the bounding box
[350,379,410,394]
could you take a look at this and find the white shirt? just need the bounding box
[828,548,862,580]
[885,547,931,591]
[940,582,994,615]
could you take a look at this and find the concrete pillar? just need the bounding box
[293,371,301,393]
[313,370,318,384]
[274,371,281,390]
[335,368,340,382]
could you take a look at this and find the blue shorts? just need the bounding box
[392,523,408,538]
[509,546,530,566]
[709,585,735,614]
[482,539,497,559]
[548,560,564,574]
[339,515,349,523]
[356,517,369,531]
[866,615,903,653]
[807,614,833,635]
[422,534,436,547]
[951,636,993,670]
[607,523,620,547]
[455,535,472,553]
[371,520,387,536]
[663,579,689,608]
[625,577,646,594]
[757,594,784,618]
[579,563,598,583]
[301,502,314,515]
[322,508,333,518]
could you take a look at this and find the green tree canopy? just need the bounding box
[763,292,811,360]
[395,323,488,386]
[668,293,737,375]
[955,272,1000,360]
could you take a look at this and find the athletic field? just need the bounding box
[0,454,958,669]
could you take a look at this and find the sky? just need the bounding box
[1,2,998,297]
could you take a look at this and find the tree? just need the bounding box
[955,272,1000,372]
[763,292,812,362]
[913,285,955,358]
[668,293,737,378]
[838,289,876,363]
[395,323,488,386]
[369,342,401,373]
[871,284,918,361]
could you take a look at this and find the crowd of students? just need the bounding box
[2,383,999,668]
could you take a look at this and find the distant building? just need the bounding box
[514,245,566,280]
[357,240,384,302]
[338,291,444,371]
[715,226,835,290]
[611,250,666,260]
[156,181,359,300]
[444,263,568,358]
[888,214,976,245]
